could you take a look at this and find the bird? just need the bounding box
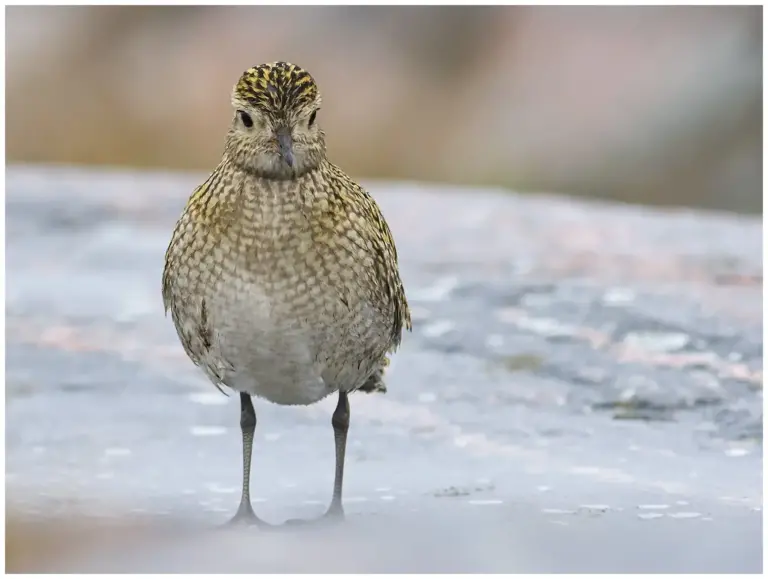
[161,61,411,526]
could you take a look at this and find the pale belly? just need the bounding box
[175,282,389,406]
[218,314,335,406]
[226,345,333,407]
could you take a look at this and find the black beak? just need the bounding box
[275,126,295,168]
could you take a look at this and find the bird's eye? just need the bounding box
[308,110,317,127]
[238,110,254,129]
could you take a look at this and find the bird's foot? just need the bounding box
[227,502,269,528]
[323,503,345,522]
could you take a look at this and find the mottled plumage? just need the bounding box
[161,62,410,524]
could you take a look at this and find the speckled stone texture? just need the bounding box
[5,166,762,573]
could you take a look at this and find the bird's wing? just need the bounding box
[321,165,412,348]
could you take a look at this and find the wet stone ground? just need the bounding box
[5,166,763,572]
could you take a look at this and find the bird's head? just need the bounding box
[226,62,325,179]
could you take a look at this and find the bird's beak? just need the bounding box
[275,126,295,168]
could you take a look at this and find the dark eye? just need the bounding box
[308,110,317,127]
[238,110,254,129]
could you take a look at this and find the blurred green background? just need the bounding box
[6,5,762,214]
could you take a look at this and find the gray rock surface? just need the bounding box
[5,166,762,573]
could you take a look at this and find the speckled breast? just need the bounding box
[164,181,394,400]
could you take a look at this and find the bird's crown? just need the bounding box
[232,62,320,115]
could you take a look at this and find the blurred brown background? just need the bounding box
[6,5,762,214]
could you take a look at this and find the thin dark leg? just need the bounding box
[229,393,262,525]
[326,390,350,519]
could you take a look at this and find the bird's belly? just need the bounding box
[169,253,390,405]
[202,288,384,406]
[227,359,331,406]
[211,304,332,405]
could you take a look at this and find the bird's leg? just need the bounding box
[229,393,263,525]
[326,390,350,520]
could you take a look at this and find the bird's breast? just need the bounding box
[165,175,397,400]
